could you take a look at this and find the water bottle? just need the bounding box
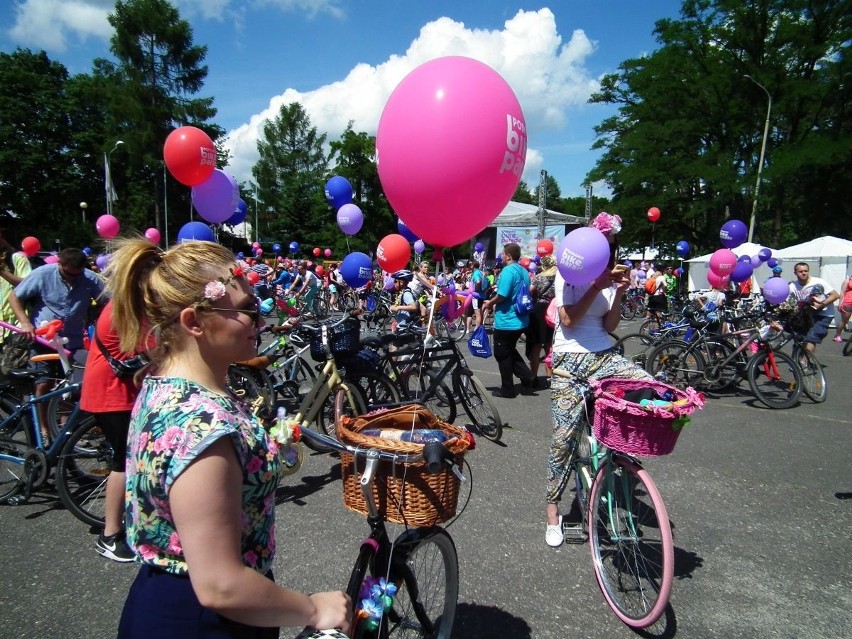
[362,428,449,444]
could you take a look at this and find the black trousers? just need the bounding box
[492,328,532,392]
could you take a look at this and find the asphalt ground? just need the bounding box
[1,318,850,638]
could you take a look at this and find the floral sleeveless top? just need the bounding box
[125,377,281,575]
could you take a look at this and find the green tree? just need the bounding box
[252,102,329,252]
[512,180,535,204]
[328,123,394,255]
[587,0,852,252]
[102,0,222,239]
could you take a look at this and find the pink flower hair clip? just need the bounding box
[202,265,246,302]
[591,212,622,237]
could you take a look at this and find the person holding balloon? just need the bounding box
[0,231,32,342]
[545,214,653,548]
[480,243,535,398]
[104,237,350,636]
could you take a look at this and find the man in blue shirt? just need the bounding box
[481,243,534,398]
[8,248,105,422]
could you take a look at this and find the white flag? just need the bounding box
[104,152,118,205]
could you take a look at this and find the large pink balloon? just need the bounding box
[707,270,730,290]
[377,56,525,247]
[709,248,737,277]
[96,214,120,239]
[555,227,611,285]
[191,169,238,224]
[144,228,161,244]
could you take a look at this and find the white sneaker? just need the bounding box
[545,515,564,547]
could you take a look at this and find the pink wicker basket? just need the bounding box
[591,378,704,456]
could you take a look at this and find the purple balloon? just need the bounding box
[762,277,790,305]
[413,239,425,254]
[191,169,239,224]
[474,242,484,252]
[95,254,110,270]
[533,254,541,264]
[767,257,779,268]
[720,219,748,249]
[528,262,538,273]
[337,203,364,236]
[758,248,772,261]
[730,261,753,283]
[738,255,751,263]
[750,255,762,268]
[555,227,611,285]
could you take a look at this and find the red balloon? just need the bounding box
[647,207,661,223]
[21,236,40,257]
[246,271,260,285]
[536,239,553,256]
[313,247,321,257]
[163,126,216,186]
[519,257,531,268]
[315,265,325,277]
[376,234,411,273]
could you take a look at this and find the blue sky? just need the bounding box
[1,0,684,198]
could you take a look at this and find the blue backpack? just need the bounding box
[513,266,534,315]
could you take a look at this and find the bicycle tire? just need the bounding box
[456,373,502,442]
[0,393,32,445]
[55,414,111,528]
[638,318,662,344]
[620,301,636,321]
[793,346,827,403]
[746,350,802,409]
[612,333,653,371]
[404,369,457,424]
[308,383,367,452]
[588,458,673,629]
[645,340,705,388]
[0,436,27,501]
[227,365,275,417]
[697,336,742,392]
[45,382,80,440]
[387,527,458,638]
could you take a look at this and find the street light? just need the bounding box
[743,75,772,243]
[80,201,88,223]
[105,140,124,215]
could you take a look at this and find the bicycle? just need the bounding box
[554,373,702,628]
[295,391,470,639]
[0,365,110,527]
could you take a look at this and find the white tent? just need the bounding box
[772,236,852,297]
[685,241,777,293]
[485,200,586,227]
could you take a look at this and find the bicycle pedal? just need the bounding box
[561,522,587,543]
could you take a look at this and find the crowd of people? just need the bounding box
[0,221,847,635]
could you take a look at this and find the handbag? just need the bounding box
[467,325,492,358]
[95,334,149,378]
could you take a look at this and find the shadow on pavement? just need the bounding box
[275,462,341,506]
[452,602,532,638]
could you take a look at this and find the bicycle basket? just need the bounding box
[337,405,471,526]
[308,318,360,362]
[591,378,704,456]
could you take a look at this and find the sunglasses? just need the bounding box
[202,302,263,329]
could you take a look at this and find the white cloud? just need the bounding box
[7,0,113,51]
[224,8,600,189]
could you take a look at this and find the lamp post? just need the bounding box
[105,140,124,215]
[743,75,772,243]
[80,201,88,223]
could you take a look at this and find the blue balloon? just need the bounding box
[289,241,299,253]
[339,252,373,288]
[177,221,215,243]
[236,251,245,259]
[767,257,779,268]
[758,248,772,262]
[676,240,690,257]
[730,261,754,283]
[397,218,419,243]
[226,198,248,226]
[738,254,752,263]
[474,242,484,252]
[720,220,747,249]
[325,176,353,209]
[82,247,92,256]
[272,243,282,254]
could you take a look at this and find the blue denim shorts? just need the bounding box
[803,314,832,344]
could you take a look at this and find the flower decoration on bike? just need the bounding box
[590,212,622,238]
[269,407,303,476]
[358,576,398,631]
[202,266,247,302]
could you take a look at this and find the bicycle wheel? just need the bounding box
[55,415,111,528]
[0,437,27,501]
[620,301,636,321]
[746,350,802,409]
[227,365,275,417]
[646,340,704,388]
[313,296,329,320]
[348,370,400,410]
[45,382,80,440]
[456,373,502,442]
[612,333,653,370]
[404,369,457,424]
[588,458,673,629]
[697,336,741,392]
[311,383,367,450]
[387,527,458,638]
[793,346,827,403]
[638,318,662,344]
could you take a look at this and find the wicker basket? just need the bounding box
[591,378,704,456]
[308,318,361,362]
[336,405,471,526]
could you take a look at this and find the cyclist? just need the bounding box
[287,262,321,318]
[546,213,651,547]
[465,260,485,334]
[789,262,840,355]
[389,269,420,332]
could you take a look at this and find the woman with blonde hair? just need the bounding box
[108,238,349,637]
[526,254,558,386]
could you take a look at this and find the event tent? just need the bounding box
[771,236,852,296]
[485,200,586,227]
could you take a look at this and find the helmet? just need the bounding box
[392,269,414,283]
[772,265,783,275]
